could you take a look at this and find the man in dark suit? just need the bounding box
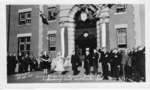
[11,53,17,74]
[84,48,92,75]
[111,49,121,80]
[71,50,80,75]
[100,48,109,80]
[136,47,145,81]
[17,52,23,73]
[92,49,99,75]
[7,53,12,74]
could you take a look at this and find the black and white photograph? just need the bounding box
[5,3,146,84]
[2,0,150,89]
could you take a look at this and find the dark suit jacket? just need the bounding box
[100,52,110,64]
[71,54,80,66]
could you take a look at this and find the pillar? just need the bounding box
[38,5,43,56]
[96,20,101,49]
[61,27,65,57]
[68,24,75,56]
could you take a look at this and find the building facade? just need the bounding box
[7,4,145,58]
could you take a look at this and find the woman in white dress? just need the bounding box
[54,52,65,72]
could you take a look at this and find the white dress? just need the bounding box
[54,56,65,72]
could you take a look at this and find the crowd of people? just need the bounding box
[71,46,145,82]
[7,53,38,75]
[7,46,145,82]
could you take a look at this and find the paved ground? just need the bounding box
[7,66,124,83]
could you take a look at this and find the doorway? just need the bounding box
[75,16,97,55]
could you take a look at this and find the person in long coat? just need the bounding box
[111,49,121,80]
[84,49,92,75]
[71,50,80,75]
[12,53,17,74]
[7,53,12,74]
[136,47,145,81]
[100,48,110,80]
[17,53,23,73]
[24,54,30,73]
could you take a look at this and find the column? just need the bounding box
[101,22,106,48]
[61,27,65,57]
[99,6,110,49]
[96,20,101,49]
[38,5,43,56]
[68,26,75,56]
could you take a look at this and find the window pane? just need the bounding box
[49,47,56,51]
[26,12,31,18]
[48,7,57,20]
[20,37,25,42]
[117,28,127,48]
[116,5,126,13]
[26,44,30,50]
[26,37,31,42]
[26,51,30,55]
[20,13,25,19]
[19,12,31,25]
[48,33,56,51]
[118,44,127,48]
[26,12,31,24]
[21,51,25,56]
[26,19,31,23]
[19,20,26,25]
[20,44,24,50]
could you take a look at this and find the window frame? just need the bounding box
[115,24,128,48]
[18,36,31,55]
[48,33,56,51]
[114,4,127,15]
[47,31,57,58]
[25,11,32,24]
[47,7,58,21]
[18,9,32,25]
[116,28,127,48]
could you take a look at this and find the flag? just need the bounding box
[40,13,49,25]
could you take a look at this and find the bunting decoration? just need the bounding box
[40,11,49,25]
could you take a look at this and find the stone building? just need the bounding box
[7,4,145,58]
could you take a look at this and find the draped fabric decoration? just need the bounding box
[70,4,114,20]
[40,11,49,25]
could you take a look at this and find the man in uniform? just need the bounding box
[100,48,109,80]
[111,49,121,80]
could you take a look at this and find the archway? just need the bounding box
[74,9,98,55]
[67,4,110,56]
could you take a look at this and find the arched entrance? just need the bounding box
[66,5,110,56]
[74,9,98,54]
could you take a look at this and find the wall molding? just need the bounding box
[17,33,32,37]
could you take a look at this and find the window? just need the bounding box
[18,36,31,55]
[48,33,56,51]
[26,12,31,23]
[117,28,127,48]
[116,4,127,13]
[48,7,58,21]
[19,11,31,25]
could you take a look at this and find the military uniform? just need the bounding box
[111,52,121,79]
[101,51,109,79]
